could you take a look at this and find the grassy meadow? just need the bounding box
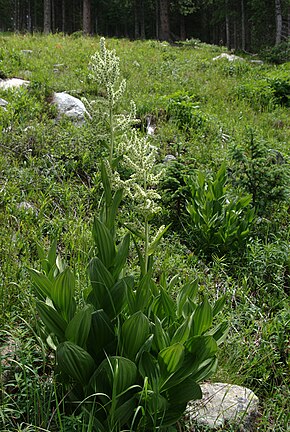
[0,33,289,431]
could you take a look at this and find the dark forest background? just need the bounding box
[0,1,289,52]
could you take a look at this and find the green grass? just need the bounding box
[0,33,289,431]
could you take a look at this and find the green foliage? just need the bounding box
[186,163,255,257]
[229,132,290,215]
[29,220,226,430]
[165,90,206,131]
[260,39,290,64]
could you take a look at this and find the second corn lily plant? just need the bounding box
[28,38,228,431]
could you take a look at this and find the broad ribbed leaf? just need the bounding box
[113,396,137,427]
[176,280,198,318]
[190,356,218,382]
[36,300,67,340]
[65,305,94,348]
[147,224,170,256]
[88,258,115,310]
[51,268,76,322]
[102,277,130,318]
[212,295,226,317]
[158,343,184,376]
[139,351,160,388]
[57,341,95,385]
[28,269,53,300]
[185,335,217,360]
[121,311,150,360]
[87,309,115,361]
[93,218,116,268]
[206,321,229,346]
[167,377,202,405]
[153,316,170,351]
[163,336,217,390]
[171,318,190,345]
[192,296,213,335]
[113,233,130,279]
[108,189,123,232]
[90,356,137,397]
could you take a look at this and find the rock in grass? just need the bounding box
[51,92,90,124]
[184,382,259,431]
[213,53,245,62]
[0,78,30,90]
[0,98,8,110]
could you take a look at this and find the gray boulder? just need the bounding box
[0,97,8,110]
[51,92,90,123]
[0,78,30,90]
[184,382,259,431]
[213,53,245,62]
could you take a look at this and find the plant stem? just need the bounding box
[109,106,114,168]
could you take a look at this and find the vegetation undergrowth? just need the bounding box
[0,33,289,431]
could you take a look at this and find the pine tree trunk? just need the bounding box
[225,14,230,49]
[83,0,91,34]
[275,0,282,45]
[140,0,145,39]
[180,14,186,40]
[155,0,159,39]
[62,0,65,33]
[43,0,51,34]
[159,0,170,41]
[134,0,139,38]
[241,0,245,50]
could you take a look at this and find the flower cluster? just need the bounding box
[116,130,163,220]
[89,37,126,108]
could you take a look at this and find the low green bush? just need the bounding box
[186,163,255,258]
[229,132,289,215]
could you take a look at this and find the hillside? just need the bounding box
[0,34,289,431]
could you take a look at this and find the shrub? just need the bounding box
[186,163,255,258]
[260,39,290,64]
[229,132,289,215]
[165,90,206,131]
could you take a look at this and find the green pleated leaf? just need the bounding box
[134,272,154,313]
[57,341,95,386]
[92,218,116,268]
[90,356,137,397]
[158,343,184,376]
[108,189,123,232]
[176,280,198,318]
[147,224,171,256]
[171,318,190,345]
[167,377,202,405]
[87,309,115,361]
[113,396,137,427]
[192,296,213,335]
[36,300,67,341]
[139,351,160,386]
[113,233,130,279]
[185,335,217,360]
[212,295,226,317]
[161,403,187,427]
[51,268,76,322]
[153,316,170,351]
[206,321,229,346]
[65,305,94,348]
[28,268,53,300]
[102,276,131,318]
[121,311,150,360]
[88,258,115,310]
[190,356,218,383]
